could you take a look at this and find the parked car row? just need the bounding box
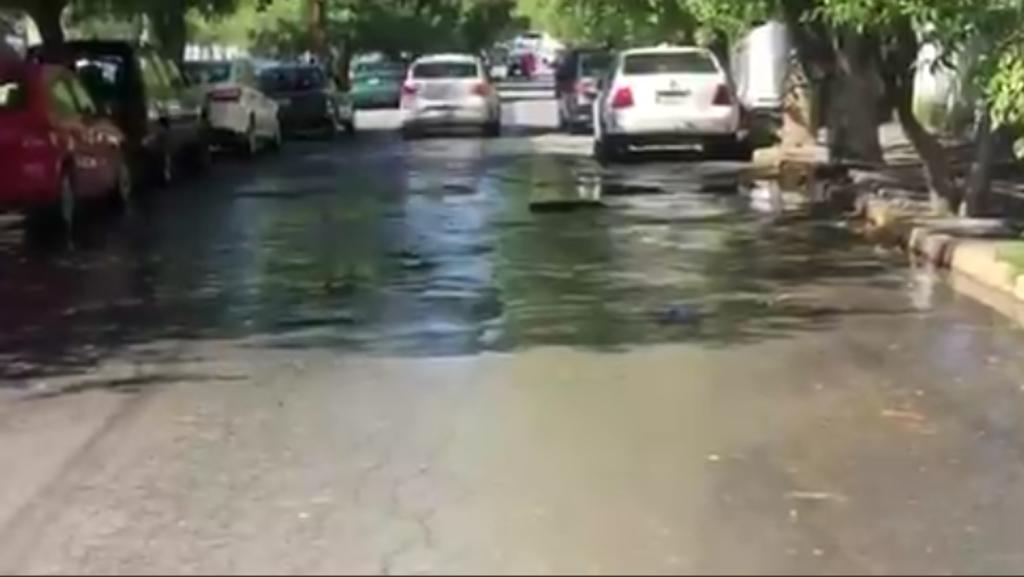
[1,42,355,237]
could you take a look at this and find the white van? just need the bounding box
[730,21,790,116]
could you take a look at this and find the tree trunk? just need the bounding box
[778,3,883,163]
[335,38,352,91]
[964,106,1007,217]
[827,31,884,164]
[309,0,327,62]
[149,0,187,63]
[892,76,958,214]
[29,0,66,46]
[883,20,960,214]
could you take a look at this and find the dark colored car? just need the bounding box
[350,60,405,109]
[555,48,613,132]
[259,64,354,137]
[0,58,130,232]
[33,41,210,186]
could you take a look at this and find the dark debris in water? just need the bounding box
[653,305,705,327]
[528,200,605,213]
[274,312,359,331]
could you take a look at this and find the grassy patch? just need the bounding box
[998,241,1024,276]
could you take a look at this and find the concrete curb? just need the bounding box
[907,226,1024,302]
[859,195,1024,304]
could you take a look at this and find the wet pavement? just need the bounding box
[3,84,1024,574]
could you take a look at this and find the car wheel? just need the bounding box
[401,125,420,140]
[594,135,626,164]
[193,137,212,173]
[58,171,77,235]
[269,122,283,151]
[111,157,133,211]
[244,118,259,156]
[158,146,174,186]
[706,137,751,161]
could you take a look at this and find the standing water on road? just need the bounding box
[2,132,895,374]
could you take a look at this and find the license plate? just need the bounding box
[657,93,688,105]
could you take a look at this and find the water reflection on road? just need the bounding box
[0,132,905,381]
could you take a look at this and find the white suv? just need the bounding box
[184,59,281,155]
[400,54,501,138]
[592,46,747,162]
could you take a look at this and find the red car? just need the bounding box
[0,58,130,233]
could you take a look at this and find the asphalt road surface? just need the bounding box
[3,82,1024,574]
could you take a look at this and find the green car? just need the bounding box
[350,61,406,109]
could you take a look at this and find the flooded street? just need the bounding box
[4,85,1024,574]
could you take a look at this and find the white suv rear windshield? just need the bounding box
[412,62,478,79]
[623,52,718,75]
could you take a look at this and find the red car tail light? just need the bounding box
[472,82,492,97]
[611,86,634,109]
[712,84,733,106]
[209,87,242,102]
[401,82,419,97]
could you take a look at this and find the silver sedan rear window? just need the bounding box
[412,62,478,79]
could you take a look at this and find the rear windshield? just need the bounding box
[185,62,231,85]
[623,52,718,75]
[579,53,612,77]
[354,63,405,79]
[259,67,327,93]
[0,75,27,111]
[412,62,478,79]
[72,55,126,110]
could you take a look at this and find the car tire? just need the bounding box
[484,120,501,138]
[324,118,339,140]
[110,156,133,211]
[157,145,174,187]
[28,169,77,241]
[192,137,213,173]
[706,137,752,161]
[269,122,283,152]
[594,135,625,164]
[401,125,421,140]
[244,118,259,157]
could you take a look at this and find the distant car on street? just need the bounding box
[555,48,612,132]
[183,59,282,155]
[399,53,501,138]
[0,59,130,234]
[592,46,748,162]
[350,60,405,109]
[34,41,210,186]
[259,64,354,138]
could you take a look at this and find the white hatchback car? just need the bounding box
[400,54,501,138]
[184,59,281,155]
[592,47,747,161]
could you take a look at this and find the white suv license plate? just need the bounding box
[657,93,689,105]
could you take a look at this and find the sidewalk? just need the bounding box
[850,124,1024,307]
[753,121,1024,308]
